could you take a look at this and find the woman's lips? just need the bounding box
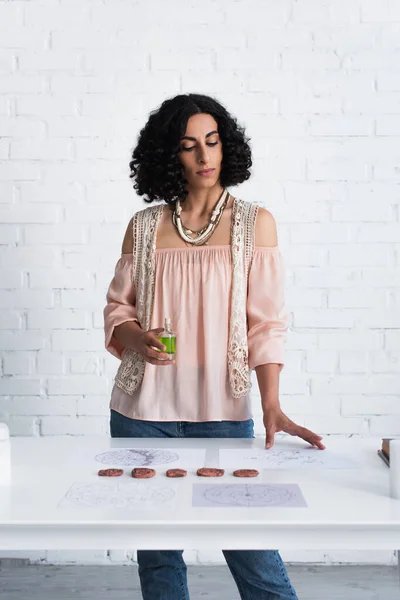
[196,169,215,176]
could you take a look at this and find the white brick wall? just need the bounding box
[1,0,399,567]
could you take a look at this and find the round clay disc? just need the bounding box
[166,469,187,478]
[196,467,225,477]
[98,468,124,477]
[131,468,156,479]
[233,469,259,478]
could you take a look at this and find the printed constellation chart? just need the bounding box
[95,448,179,467]
[192,483,307,508]
[94,448,205,468]
[219,447,357,470]
[60,479,176,510]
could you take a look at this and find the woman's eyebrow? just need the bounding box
[180,130,219,142]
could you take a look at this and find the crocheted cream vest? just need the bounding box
[114,197,258,399]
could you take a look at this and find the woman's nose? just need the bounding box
[198,147,209,163]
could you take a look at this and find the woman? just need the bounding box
[104,93,325,600]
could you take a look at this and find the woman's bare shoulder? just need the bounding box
[121,204,168,253]
[254,206,278,247]
[121,217,134,254]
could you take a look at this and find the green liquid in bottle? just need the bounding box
[157,317,176,360]
[159,336,176,354]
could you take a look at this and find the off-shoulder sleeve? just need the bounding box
[247,247,290,371]
[103,253,139,359]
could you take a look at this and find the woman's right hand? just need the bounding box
[133,327,175,366]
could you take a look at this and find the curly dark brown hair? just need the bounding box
[130,93,252,205]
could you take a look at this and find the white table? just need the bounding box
[1,435,400,574]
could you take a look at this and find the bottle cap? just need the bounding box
[165,317,171,329]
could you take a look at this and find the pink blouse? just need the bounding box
[104,245,289,422]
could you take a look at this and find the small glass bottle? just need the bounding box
[158,317,176,361]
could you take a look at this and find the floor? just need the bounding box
[0,564,399,599]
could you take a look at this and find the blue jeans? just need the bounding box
[110,409,298,600]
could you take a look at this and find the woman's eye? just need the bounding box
[182,142,218,152]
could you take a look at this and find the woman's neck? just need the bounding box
[179,185,225,218]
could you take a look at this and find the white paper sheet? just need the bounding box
[219,447,358,469]
[94,447,206,469]
[193,483,307,508]
[59,479,177,510]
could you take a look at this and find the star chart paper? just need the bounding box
[219,447,358,470]
[94,447,205,468]
[193,483,307,508]
[59,479,177,510]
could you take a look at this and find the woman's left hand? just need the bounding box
[263,405,325,450]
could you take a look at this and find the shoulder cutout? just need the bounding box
[254,207,278,247]
[121,217,134,254]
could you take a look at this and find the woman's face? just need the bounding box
[178,113,223,190]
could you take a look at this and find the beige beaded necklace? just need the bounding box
[172,188,230,246]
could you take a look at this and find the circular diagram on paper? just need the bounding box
[263,449,325,467]
[64,480,176,510]
[95,448,180,467]
[203,484,297,507]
